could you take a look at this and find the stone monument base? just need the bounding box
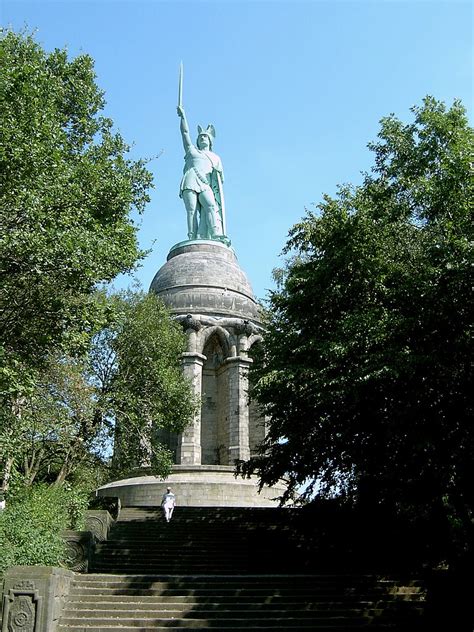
[97,465,287,507]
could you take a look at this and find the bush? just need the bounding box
[0,483,88,575]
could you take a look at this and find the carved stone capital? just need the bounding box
[234,319,256,336]
[183,314,202,331]
[225,355,253,367]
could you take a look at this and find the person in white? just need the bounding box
[161,487,176,523]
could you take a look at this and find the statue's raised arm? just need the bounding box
[176,67,228,244]
[177,105,192,153]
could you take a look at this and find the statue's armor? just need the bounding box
[180,147,222,196]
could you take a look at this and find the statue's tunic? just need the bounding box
[179,146,223,196]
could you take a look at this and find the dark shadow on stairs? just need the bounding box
[68,506,432,631]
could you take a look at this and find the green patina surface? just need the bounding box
[177,65,231,246]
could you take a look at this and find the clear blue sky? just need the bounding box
[2,1,472,301]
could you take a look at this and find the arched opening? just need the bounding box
[201,333,229,464]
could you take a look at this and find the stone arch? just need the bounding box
[200,329,230,464]
[246,333,264,353]
[198,325,233,358]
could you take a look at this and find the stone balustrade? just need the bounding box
[0,507,116,631]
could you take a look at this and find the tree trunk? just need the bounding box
[24,447,45,485]
[1,456,15,492]
[54,457,71,486]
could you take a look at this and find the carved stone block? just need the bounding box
[61,531,94,572]
[2,581,41,632]
[84,510,113,542]
[1,567,73,632]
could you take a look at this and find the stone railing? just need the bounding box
[61,530,95,574]
[84,509,114,542]
[1,566,73,632]
[1,506,117,631]
[61,509,114,572]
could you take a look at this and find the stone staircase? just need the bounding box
[57,507,426,631]
[91,507,302,575]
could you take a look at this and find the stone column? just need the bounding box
[177,352,206,465]
[225,355,252,464]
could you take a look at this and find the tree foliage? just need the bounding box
[246,97,473,555]
[0,33,195,573]
[0,29,152,379]
[0,291,195,573]
[90,290,198,479]
[0,29,156,491]
[0,483,88,575]
[1,291,197,488]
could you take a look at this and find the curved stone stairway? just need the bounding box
[57,507,426,631]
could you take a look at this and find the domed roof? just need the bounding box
[150,240,261,323]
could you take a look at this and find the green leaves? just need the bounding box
[0,30,153,368]
[0,291,197,489]
[93,291,198,479]
[0,30,161,503]
[0,484,88,574]
[247,97,473,558]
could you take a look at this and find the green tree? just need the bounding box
[14,353,107,487]
[0,30,153,489]
[245,97,473,557]
[92,290,198,479]
[3,291,197,488]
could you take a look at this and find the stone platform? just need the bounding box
[96,465,286,507]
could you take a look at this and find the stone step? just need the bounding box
[111,522,286,527]
[95,541,282,548]
[112,524,288,529]
[96,540,264,548]
[92,552,283,562]
[69,577,424,593]
[57,506,426,631]
[97,533,262,540]
[70,573,425,585]
[91,561,254,569]
[63,599,386,611]
[95,529,284,538]
[116,508,277,512]
[56,626,401,632]
[114,513,286,520]
[69,584,346,594]
[94,545,250,553]
[114,520,285,524]
[74,574,424,595]
[104,532,285,542]
[62,607,369,618]
[89,567,256,574]
[93,548,274,557]
[70,586,424,602]
[93,553,250,559]
[57,615,370,627]
[70,581,424,594]
[113,522,288,529]
[62,599,391,610]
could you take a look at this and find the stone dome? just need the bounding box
[150,240,261,323]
